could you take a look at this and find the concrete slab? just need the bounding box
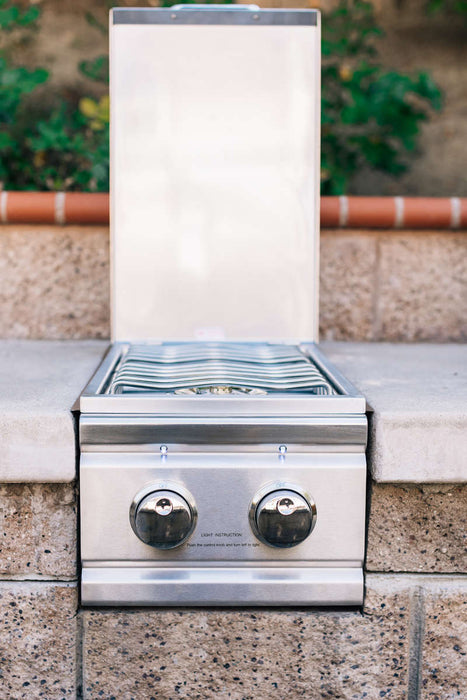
[0,340,465,484]
[323,342,467,482]
[0,340,107,482]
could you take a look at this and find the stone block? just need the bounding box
[377,232,467,342]
[0,226,465,344]
[82,577,411,699]
[319,231,377,341]
[0,582,78,698]
[367,484,467,573]
[421,580,467,698]
[0,225,109,339]
[323,342,467,483]
[0,339,107,482]
[0,483,77,578]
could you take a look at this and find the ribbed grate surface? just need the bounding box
[108,343,336,395]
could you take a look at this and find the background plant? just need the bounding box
[321,0,442,194]
[0,0,443,194]
[0,0,109,191]
[426,0,467,15]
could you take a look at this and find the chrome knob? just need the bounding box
[250,486,316,548]
[130,485,197,549]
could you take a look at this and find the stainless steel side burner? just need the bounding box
[79,6,367,607]
[108,343,336,395]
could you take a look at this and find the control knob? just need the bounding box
[130,484,197,549]
[250,486,316,548]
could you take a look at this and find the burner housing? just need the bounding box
[79,6,367,606]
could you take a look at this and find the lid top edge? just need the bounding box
[112,7,319,26]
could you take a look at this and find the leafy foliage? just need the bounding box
[321,0,442,194]
[79,55,109,85]
[0,59,48,182]
[0,0,443,194]
[0,0,40,32]
[7,103,109,191]
[0,2,109,191]
[427,0,467,14]
[0,2,46,180]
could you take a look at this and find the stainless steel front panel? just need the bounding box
[81,452,366,565]
[110,9,321,342]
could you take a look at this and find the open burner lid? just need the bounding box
[110,6,321,344]
[107,343,336,396]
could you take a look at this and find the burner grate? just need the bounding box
[108,343,337,395]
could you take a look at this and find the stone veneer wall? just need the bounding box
[0,225,465,342]
[0,481,465,698]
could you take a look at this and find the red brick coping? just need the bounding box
[0,192,466,229]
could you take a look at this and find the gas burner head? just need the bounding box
[174,385,267,396]
[107,342,337,396]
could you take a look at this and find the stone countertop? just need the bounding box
[323,342,467,483]
[0,340,107,482]
[0,340,465,483]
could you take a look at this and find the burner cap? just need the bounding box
[174,385,267,396]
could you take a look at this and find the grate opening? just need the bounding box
[108,343,337,396]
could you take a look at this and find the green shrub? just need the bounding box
[0,1,109,191]
[427,0,467,14]
[7,102,109,191]
[0,0,443,194]
[0,0,39,31]
[321,0,442,194]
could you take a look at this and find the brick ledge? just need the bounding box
[1,192,467,229]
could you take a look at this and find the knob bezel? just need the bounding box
[129,481,197,549]
[248,482,317,548]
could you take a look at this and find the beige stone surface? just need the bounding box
[82,580,411,699]
[376,232,467,342]
[0,582,78,698]
[0,483,76,578]
[0,226,465,343]
[0,225,109,339]
[421,580,467,698]
[324,342,467,483]
[0,339,107,482]
[319,231,377,341]
[367,484,467,573]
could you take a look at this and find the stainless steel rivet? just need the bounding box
[253,14,259,20]
[278,444,287,454]
[171,13,177,19]
[160,444,168,454]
